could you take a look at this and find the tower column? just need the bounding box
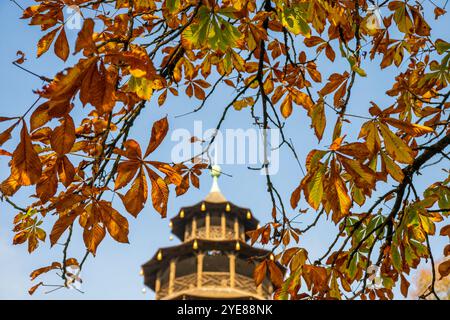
[234,217,239,240]
[197,253,204,287]
[221,213,226,239]
[192,217,197,239]
[229,254,236,288]
[168,259,176,295]
[206,213,210,238]
[155,271,161,299]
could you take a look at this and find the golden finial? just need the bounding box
[235,241,241,251]
[193,239,198,250]
[225,203,231,212]
[139,268,144,276]
[246,211,252,220]
[269,253,275,261]
[201,202,206,211]
[179,210,184,218]
[169,221,173,228]
[157,250,163,261]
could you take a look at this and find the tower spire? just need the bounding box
[204,164,227,203]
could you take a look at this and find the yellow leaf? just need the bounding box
[378,123,413,164]
[37,28,59,58]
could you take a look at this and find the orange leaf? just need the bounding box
[268,260,284,288]
[438,260,450,279]
[30,262,61,281]
[400,274,409,297]
[37,28,59,58]
[11,122,42,186]
[28,282,43,295]
[147,168,169,217]
[75,18,96,55]
[54,27,69,62]
[51,116,76,155]
[254,260,267,286]
[83,223,105,255]
[145,117,169,157]
[99,201,129,243]
[57,155,75,187]
[115,160,140,190]
[50,210,79,246]
[36,166,58,203]
[290,184,301,209]
[120,168,148,217]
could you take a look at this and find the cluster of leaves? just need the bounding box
[1,0,449,299]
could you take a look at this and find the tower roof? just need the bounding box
[204,164,226,203]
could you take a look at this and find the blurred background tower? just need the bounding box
[141,165,276,300]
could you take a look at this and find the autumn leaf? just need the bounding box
[254,260,267,287]
[378,123,414,164]
[11,122,42,186]
[438,260,450,279]
[99,201,129,243]
[30,262,61,281]
[50,116,76,155]
[308,99,326,141]
[37,28,59,58]
[54,27,69,62]
[120,168,148,217]
[50,210,79,246]
[83,223,106,255]
[145,117,169,157]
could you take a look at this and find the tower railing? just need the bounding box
[157,272,272,300]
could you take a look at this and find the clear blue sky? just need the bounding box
[0,1,448,299]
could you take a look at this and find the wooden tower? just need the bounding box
[142,165,275,300]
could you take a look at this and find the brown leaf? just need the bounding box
[147,168,169,217]
[83,223,105,255]
[145,117,169,157]
[30,103,51,132]
[0,122,19,147]
[50,210,79,246]
[120,168,148,217]
[37,28,59,58]
[438,260,450,279]
[28,282,43,295]
[57,155,75,187]
[36,165,58,203]
[0,175,21,196]
[400,274,409,297]
[114,160,140,190]
[30,262,61,280]
[50,116,76,155]
[268,260,284,288]
[290,184,301,209]
[99,201,129,243]
[254,260,267,286]
[11,122,42,186]
[54,27,69,62]
[75,18,96,55]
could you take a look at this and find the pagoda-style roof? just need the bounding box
[142,238,270,290]
[170,201,259,241]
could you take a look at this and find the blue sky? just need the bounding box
[0,1,448,299]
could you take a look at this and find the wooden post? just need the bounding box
[234,217,239,240]
[206,213,210,238]
[197,253,204,287]
[192,217,197,240]
[155,271,161,299]
[221,213,226,239]
[229,254,236,288]
[168,260,176,295]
